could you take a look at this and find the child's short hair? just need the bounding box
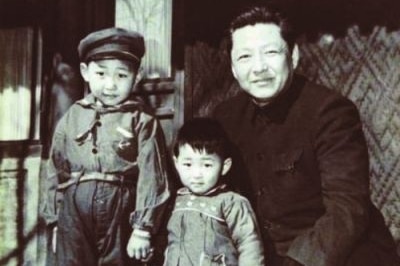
[173,118,232,159]
[78,27,145,68]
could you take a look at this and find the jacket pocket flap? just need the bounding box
[274,148,303,172]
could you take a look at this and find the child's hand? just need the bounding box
[52,226,57,253]
[126,229,153,262]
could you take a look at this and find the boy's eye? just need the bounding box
[118,73,128,78]
[182,163,191,167]
[204,163,213,168]
[95,71,105,77]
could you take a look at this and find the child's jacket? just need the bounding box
[164,185,265,266]
[42,94,170,233]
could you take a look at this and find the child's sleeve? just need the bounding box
[224,196,265,266]
[129,116,170,234]
[41,119,68,226]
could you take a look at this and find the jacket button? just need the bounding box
[264,219,280,230]
[256,187,266,196]
[256,152,264,161]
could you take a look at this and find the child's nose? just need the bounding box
[104,76,116,90]
[192,168,203,179]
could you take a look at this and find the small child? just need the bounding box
[164,118,265,265]
[42,27,170,265]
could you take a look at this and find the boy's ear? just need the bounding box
[222,157,232,176]
[134,66,144,84]
[173,155,178,167]
[80,63,89,82]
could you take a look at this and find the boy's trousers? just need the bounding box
[56,180,138,266]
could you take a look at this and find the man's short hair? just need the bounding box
[227,5,297,54]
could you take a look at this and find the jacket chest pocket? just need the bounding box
[112,126,138,163]
[268,148,317,202]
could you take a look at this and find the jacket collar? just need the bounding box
[177,184,228,197]
[249,74,306,123]
[77,93,145,114]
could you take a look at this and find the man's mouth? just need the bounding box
[252,77,274,85]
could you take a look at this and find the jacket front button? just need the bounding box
[256,152,264,161]
[256,187,266,196]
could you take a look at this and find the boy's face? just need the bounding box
[174,144,232,195]
[80,58,137,106]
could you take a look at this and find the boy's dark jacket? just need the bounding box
[214,74,398,266]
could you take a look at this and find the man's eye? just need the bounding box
[237,54,250,60]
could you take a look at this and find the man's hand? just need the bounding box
[126,229,154,262]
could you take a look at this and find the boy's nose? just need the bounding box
[104,77,117,90]
[192,168,203,179]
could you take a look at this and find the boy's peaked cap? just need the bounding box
[78,27,145,63]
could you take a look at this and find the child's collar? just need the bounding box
[77,93,144,113]
[177,184,227,196]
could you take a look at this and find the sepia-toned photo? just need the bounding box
[0,0,399,265]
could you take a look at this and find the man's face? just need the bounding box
[231,23,299,106]
[80,58,136,106]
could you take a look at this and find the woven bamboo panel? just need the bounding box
[185,25,400,243]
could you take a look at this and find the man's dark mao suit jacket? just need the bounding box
[214,74,399,266]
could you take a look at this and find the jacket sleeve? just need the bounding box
[224,196,265,266]
[287,97,371,266]
[41,117,68,226]
[129,115,170,234]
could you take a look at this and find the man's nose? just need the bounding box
[253,54,269,74]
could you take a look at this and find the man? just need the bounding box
[213,5,399,266]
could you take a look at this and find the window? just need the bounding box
[115,0,173,79]
[0,27,42,141]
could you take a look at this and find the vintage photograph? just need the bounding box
[0,0,399,265]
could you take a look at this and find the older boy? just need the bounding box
[42,27,170,265]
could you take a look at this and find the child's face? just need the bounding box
[80,58,137,106]
[174,144,232,195]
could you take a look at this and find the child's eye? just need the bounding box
[118,73,128,78]
[183,163,191,167]
[95,71,105,77]
[204,163,213,168]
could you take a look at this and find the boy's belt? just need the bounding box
[57,172,134,190]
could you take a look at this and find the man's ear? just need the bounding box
[135,66,144,84]
[80,63,89,82]
[222,157,232,176]
[231,65,238,80]
[291,44,300,70]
